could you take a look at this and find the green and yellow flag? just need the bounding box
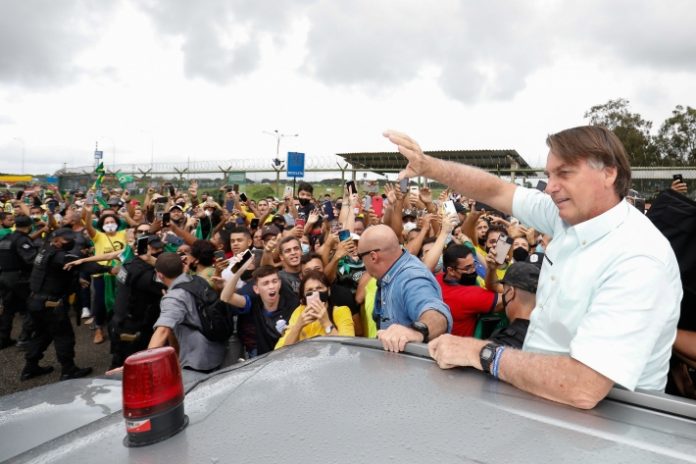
[92,162,105,190]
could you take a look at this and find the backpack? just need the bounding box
[172,275,234,343]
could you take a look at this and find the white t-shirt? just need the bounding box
[513,187,682,391]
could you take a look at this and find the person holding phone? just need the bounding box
[385,126,681,409]
[275,271,355,349]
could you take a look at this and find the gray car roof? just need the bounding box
[4,338,696,463]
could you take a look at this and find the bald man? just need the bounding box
[357,225,451,352]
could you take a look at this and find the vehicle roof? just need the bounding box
[4,338,696,463]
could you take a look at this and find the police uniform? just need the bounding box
[0,216,38,348]
[21,229,112,381]
[109,237,166,368]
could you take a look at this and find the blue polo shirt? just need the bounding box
[374,250,452,332]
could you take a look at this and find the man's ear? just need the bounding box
[253,285,260,295]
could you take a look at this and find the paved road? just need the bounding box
[0,310,112,397]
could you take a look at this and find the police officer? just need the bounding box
[21,228,116,381]
[110,235,166,368]
[0,215,38,349]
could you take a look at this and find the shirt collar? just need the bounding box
[571,199,629,246]
[378,249,408,286]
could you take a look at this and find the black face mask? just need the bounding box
[458,271,478,286]
[298,198,311,207]
[512,247,529,263]
[502,288,515,312]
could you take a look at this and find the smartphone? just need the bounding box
[673,174,684,183]
[85,192,95,205]
[323,200,335,220]
[169,186,176,197]
[371,196,383,217]
[250,218,260,229]
[213,250,226,261]
[296,217,306,228]
[162,212,171,227]
[47,202,57,214]
[338,229,351,242]
[494,234,513,265]
[231,249,252,273]
[136,236,149,255]
[346,181,356,195]
[633,198,646,213]
[443,200,457,216]
[154,202,165,221]
[409,185,419,194]
[306,291,320,306]
[536,180,548,192]
[284,185,294,199]
[364,195,372,211]
[225,199,234,212]
[163,233,184,246]
[399,178,409,194]
[239,193,248,202]
[232,184,239,193]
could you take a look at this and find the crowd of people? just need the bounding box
[0,125,693,408]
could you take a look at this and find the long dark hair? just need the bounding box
[299,270,335,325]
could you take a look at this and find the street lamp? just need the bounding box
[263,129,298,198]
[99,135,117,171]
[12,137,25,174]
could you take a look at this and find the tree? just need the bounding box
[655,105,696,166]
[584,98,661,166]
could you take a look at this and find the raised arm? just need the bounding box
[383,130,517,215]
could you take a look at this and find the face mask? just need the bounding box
[502,288,515,312]
[298,198,310,207]
[535,243,545,253]
[403,222,417,233]
[103,223,118,233]
[512,247,529,262]
[301,243,311,255]
[458,271,478,286]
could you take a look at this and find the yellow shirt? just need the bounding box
[92,230,127,265]
[275,305,354,349]
[360,278,378,339]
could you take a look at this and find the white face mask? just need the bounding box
[103,223,118,233]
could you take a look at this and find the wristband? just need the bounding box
[491,346,506,379]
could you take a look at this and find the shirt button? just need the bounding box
[581,241,587,246]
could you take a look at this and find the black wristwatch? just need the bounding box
[410,321,429,343]
[479,343,500,374]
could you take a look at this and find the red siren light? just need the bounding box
[122,347,188,447]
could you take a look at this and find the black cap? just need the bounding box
[526,252,544,269]
[14,215,32,228]
[402,208,416,218]
[261,224,281,239]
[499,262,540,294]
[147,235,164,248]
[52,228,76,240]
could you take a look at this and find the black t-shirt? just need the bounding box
[489,318,530,350]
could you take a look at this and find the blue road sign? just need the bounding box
[287,152,305,178]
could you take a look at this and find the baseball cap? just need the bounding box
[168,204,183,212]
[499,262,540,294]
[261,224,281,239]
[14,215,32,228]
[147,235,165,248]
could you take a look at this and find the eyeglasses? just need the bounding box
[357,248,381,260]
[454,265,476,273]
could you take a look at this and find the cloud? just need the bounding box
[0,1,114,87]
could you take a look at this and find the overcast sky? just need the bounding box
[1,0,695,177]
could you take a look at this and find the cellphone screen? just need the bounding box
[673,174,684,183]
[213,250,226,261]
[231,249,252,273]
[284,186,294,198]
[536,180,547,192]
[443,200,457,216]
[250,218,260,228]
[494,234,513,264]
[239,193,248,202]
[346,181,356,195]
[162,212,170,227]
[399,178,409,194]
[136,237,149,255]
[169,186,176,197]
[338,229,351,242]
[225,200,234,212]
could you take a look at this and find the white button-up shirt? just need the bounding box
[513,187,682,391]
